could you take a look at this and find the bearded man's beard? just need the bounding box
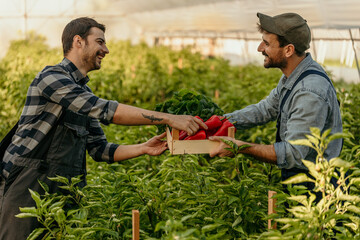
[82,49,102,72]
[263,51,287,69]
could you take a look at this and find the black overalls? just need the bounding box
[0,109,90,239]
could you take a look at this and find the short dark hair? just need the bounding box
[257,23,305,57]
[62,17,106,56]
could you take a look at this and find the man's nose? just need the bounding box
[103,44,109,54]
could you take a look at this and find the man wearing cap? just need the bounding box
[210,13,342,192]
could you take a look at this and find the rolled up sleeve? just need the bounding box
[86,118,119,163]
[225,88,279,128]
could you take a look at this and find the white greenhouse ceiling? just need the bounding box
[1,0,360,36]
[111,0,360,35]
[0,0,359,81]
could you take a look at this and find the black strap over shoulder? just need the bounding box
[276,70,336,142]
[0,121,19,172]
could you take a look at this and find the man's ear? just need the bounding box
[73,35,83,49]
[284,44,295,58]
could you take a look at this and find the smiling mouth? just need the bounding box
[96,51,106,60]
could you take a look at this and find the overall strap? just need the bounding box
[276,70,335,142]
[0,121,19,174]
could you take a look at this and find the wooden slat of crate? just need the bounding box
[166,126,235,155]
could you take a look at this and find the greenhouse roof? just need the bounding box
[0,0,359,74]
[111,0,360,34]
[1,0,360,37]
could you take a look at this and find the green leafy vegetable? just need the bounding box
[155,89,224,132]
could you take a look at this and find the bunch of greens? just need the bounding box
[154,89,224,132]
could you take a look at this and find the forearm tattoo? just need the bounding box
[142,113,163,122]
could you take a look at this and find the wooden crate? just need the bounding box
[166,126,235,155]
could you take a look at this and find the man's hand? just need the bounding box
[114,132,168,161]
[167,114,208,136]
[142,132,168,156]
[208,136,236,157]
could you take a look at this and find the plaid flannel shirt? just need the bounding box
[1,58,119,178]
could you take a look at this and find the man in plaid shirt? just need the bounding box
[0,17,206,239]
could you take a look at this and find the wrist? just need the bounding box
[139,143,147,155]
[161,113,170,125]
[236,141,253,154]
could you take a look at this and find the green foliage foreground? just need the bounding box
[0,35,359,239]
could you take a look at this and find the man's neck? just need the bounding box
[64,54,88,77]
[281,54,306,78]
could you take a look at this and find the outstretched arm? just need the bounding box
[113,132,168,162]
[112,103,207,136]
[209,136,277,164]
[38,70,206,136]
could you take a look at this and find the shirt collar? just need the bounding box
[282,53,313,90]
[60,58,90,85]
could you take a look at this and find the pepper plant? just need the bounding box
[16,175,119,240]
[260,127,360,239]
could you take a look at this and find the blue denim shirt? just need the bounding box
[225,53,342,169]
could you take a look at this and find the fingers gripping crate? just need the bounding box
[166,126,235,155]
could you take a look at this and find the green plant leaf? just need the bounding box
[351,169,360,176]
[26,228,46,240]
[287,195,308,206]
[48,175,69,184]
[289,139,314,148]
[329,158,353,169]
[302,160,320,179]
[321,128,332,139]
[327,132,348,142]
[202,223,222,232]
[305,135,319,147]
[309,127,321,138]
[232,216,242,228]
[346,205,360,214]
[349,177,360,186]
[281,173,314,185]
[154,221,166,232]
[37,179,49,193]
[338,194,360,203]
[50,200,64,210]
[71,176,83,185]
[275,218,301,224]
[80,230,96,239]
[15,212,38,219]
[29,189,41,208]
[18,207,37,214]
[76,189,86,198]
[55,209,66,223]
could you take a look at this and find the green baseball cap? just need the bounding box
[257,12,311,52]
